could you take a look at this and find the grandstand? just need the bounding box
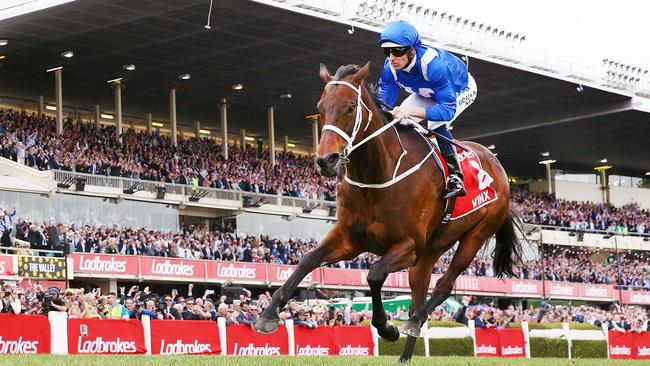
[1,0,650,360]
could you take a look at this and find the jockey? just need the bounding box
[376,20,477,199]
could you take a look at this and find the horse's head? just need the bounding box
[315,62,371,177]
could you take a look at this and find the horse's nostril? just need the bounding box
[316,156,328,168]
[326,153,340,165]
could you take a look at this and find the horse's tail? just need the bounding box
[492,209,525,278]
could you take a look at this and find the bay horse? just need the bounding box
[255,62,523,361]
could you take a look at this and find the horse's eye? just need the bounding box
[348,105,356,114]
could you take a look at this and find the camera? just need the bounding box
[36,291,53,307]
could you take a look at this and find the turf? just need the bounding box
[0,355,646,366]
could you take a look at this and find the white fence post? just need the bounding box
[602,323,610,359]
[522,321,531,358]
[141,315,151,355]
[285,319,295,356]
[422,321,430,357]
[370,325,379,356]
[562,322,572,359]
[468,320,476,357]
[217,317,227,355]
[48,311,68,355]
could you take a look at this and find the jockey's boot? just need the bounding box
[438,138,466,199]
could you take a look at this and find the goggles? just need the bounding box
[383,46,410,57]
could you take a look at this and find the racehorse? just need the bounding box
[255,62,523,362]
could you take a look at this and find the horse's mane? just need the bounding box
[333,64,393,124]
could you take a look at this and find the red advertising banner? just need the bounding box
[622,291,650,305]
[544,282,579,298]
[226,324,288,355]
[73,254,138,276]
[632,332,650,359]
[267,264,322,285]
[497,329,526,358]
[150,320,220,355]
[0,314,50,354]
[140,257,206,279]
[67,318,146,354]
[474,328,500,357]
[383,271,410,289]
[321,268,367,287]
[0,254,14,276]
[331,325,374,356]
[580,284,612,299]
[293,326,334,355]
[507,279,541,296]
[207,262,266,282]
[608,331,634,359]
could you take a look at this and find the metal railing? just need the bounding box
[52,169,337,213]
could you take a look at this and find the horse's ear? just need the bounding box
[352,61,371,84]
[319,63,332,83]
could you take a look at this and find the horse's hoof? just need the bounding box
[398,321,421,337]
[399,355,412,364]
[254,316,278,334]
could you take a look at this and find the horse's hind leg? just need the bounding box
[256,227,359,334]
[367,237,417,342]
[400,231,488,337]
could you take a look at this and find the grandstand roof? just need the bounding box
[1,0,649,178]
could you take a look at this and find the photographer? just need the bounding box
[0,286,21,314]
[38,287,67,315]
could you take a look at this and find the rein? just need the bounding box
[321,80,434,189]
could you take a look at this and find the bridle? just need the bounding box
[320,80,435,189]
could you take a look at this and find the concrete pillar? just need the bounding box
[595,166,611,204]
[94,105,101,128]
[312,119,319,154]
[220,98,228,159]
[195,121,201,138]
[170,88,177,146]
[283,135,289,152]
[545,163,552,194]
[240,129,246,149]
[38,95,44,117]
[114,81,123,138]
[54,68,63,136]
[268,106,276,166]
[146,113,152,134]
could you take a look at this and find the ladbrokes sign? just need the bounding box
[67,318,146,354]
[0,314,50,354]
[150,320,220,355]
[140,257,206,279]
[226,324,288,355]
[73,254,137,275]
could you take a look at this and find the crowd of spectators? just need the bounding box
[0,109,338,201]
[2,281,648,333]
[2,201,650,291]
[512,188,650,235]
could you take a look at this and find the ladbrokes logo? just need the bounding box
[78,255,127,273]
[276,267,312,283]
[0,261,5,274]
[637,346,650,357]
[476,344,498,354]
[609,345,632,355]
[0,336,39,354]
[296,345,330,355]
[77,336,137,354]
[159,339,212,354]
[338,345,370,356]
[216,264,257,279]
[457,150,476,162]
[630,292,650,304]
[511,281,538,293]
[501,345,524,356]
[549,283,574,296]
[151,259,194,276]
[584,286,608,298]
[232,343,280,355]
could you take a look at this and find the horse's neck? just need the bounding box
[345,92,399,184]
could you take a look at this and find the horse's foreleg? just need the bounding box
[256,227,358,334]
[401,232,486,337]
[367,237,417,342]
[399,250,441,363]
